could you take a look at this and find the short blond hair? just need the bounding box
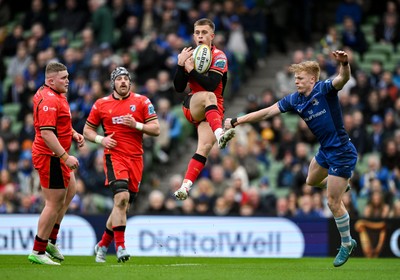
[289,61,320,80]
[45,62,67,77]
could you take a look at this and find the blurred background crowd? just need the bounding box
[1,0,400,220]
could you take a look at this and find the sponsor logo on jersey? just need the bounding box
[130,105,136,112]
[43,106,48,111]
[214,59,226,69]
[148,104,155,115]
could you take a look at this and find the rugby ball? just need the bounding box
[193,44,212,74]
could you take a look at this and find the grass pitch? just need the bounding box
[1,255,399,280]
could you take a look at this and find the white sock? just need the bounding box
[215,128,224,141]
[181,180,193,190]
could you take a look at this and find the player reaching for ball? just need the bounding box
[224,50,357,267]
[173,18,235,201]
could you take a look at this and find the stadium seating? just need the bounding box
[362,52,387,64]
[3,103,21,124]
[391,52,400,65]
[368,43,394,59]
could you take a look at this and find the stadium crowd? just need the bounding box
[1,0,400,220]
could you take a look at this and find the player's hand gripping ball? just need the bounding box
[193,44,212,74]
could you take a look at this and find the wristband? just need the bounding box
[60,152,69,161]
[135,122,144,131]
[342,61,349,66]
[95,135,104,144]
[230,118,238,128]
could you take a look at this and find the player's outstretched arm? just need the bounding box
[332,50,351,91]
[225,103,281,129]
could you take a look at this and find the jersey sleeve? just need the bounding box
[142,97,158,123]
[277,93,296,113]
[37,96,59,131]
[320,79,337,96]
[210,51,228,73]
[86,100,102,128]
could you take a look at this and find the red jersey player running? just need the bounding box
[173,18,235,200]
[28,62,85,265]
[83,67,160,263]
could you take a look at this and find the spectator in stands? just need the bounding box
[30,23,51,53]
[364,90,384,124]
[18,113,35,148]
[256,178,277,216]
[2,24,24,57]
[359,155,391,197]
[320,25,342,56]
[367,115,389,153]
[213,196,231,216]
[275,64,297,99]
[180,197,196,215]
[0,116,15,144]
[363,190,390,218]
[132,37,162,86]
[369,61,384,89]
[156,98,182,156]
[287,191,299,217]
[381,138,400,171]
[221,186,240,215]
[157,70,180,106]
[277,152,295,188]
[6,74,29,104]
[111,0,131,30]
[389,198,400,218]
[139,0,161,37]
[80,27,99,69]
[341,16,368,56]
[276,196,291,217]
[88,0,114,45]
[24,61,45,94]
[374,13,400,50]
[119,15,141,48]
[335,0,363,26]
[145,189,170,215]
[22,0,49,32]
[55,0,88,35]
[295,194,322,218]
[348,110,369,156]
[191,177,217,208]
[350,70,372,108]
[7,43,32,79]
[85,52,106,84]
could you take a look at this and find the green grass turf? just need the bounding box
[1,255,399,280]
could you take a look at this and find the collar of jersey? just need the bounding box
[43,84,62,95]
[112,92,131,100]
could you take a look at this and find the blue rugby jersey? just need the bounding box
[278,80,349,149]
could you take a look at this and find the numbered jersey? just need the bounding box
[86,92,158,157]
